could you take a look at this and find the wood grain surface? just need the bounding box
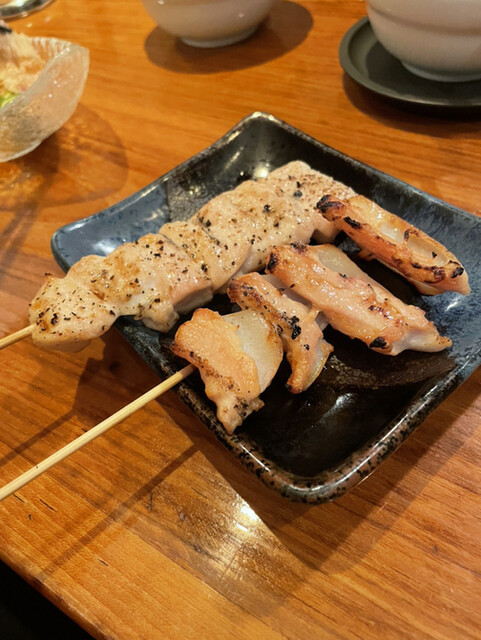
[1,1,480,638]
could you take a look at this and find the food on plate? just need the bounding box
[29,234,212,352]
[171,308,283,432]
[319,194,470,295]
[161,219,249,294]
[19,159,467,430]
[0,21,45,108]
[266,243,452,356]
[188,163,350,278]
[28,161,354,351]
[265,160,356,243]
[227,272,333,393]
[0,90,16,108]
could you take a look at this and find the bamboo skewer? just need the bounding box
[0,324,34,350]
[0,364,195,503]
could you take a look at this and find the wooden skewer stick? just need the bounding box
[0,324,34,350]
[0,364,195,503]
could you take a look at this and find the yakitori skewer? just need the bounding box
[1,160,347,353]
[25,161,355,353]
[0,324,34,350]
[0,162,468,498]
[2,161,468,357]
[0,364,194,503]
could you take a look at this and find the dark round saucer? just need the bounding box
[339,17,481,109]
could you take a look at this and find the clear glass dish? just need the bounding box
[0,36,89,162]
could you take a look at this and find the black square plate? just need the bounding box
[51,112,481,503]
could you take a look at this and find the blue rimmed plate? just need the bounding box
[51,112,481,502]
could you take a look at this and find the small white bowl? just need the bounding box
[141,0,279,48]
[0,37,89,162]
[366,0,481,82]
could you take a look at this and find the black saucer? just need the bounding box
[339,17,481,109]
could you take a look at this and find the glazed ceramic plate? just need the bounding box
[339,18,481,109]
[51,112,481,503]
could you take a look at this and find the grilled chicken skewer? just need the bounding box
[27,162,353,353]
[266,243,452,356]
[319,195,470,296]
[0,163,467,502]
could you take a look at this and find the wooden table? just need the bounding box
[1,1,480,638]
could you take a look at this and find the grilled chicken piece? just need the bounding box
[265,161,356,243]
[227,179,320,273]
[104,234,212,325]
[192,166,346,280]
[320,195,470,295]
[228,273,333,393]
[266,243,452,356]
[161,220,249,293]
[171,308,283,433]
[193,181,308,276]
[29,233,212,351]
[28,276,117,352]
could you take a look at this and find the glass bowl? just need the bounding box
[0,36,89,162]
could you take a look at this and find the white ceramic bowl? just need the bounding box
[0,37,89,162]
[366,0,481,82]
[140,0,279,48]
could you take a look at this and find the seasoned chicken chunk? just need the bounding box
[100,234,211,325]
[193,181,301,275]
[229,179,322,273]
[266,243,452,356]
[192,167,345,280]
[171,308,283,432]
[265,160,356,243]
[28,276,117,352]
[161,220,249,293]
[320,195,470,295]
[228,273,333,393]
[29,233,213,350]
[67,235,212,332]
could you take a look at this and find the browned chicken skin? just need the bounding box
[320,195,470,296]
[266,243,452,356]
